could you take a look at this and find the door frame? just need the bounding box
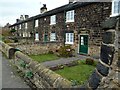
[78,34,89,54]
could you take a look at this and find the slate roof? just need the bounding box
[101,15,120,30]
[9,2,95,27]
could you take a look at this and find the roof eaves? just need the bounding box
[9,2,95,27]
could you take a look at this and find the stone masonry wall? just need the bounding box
[14,51,72,88]
[0,41,15,59]
[97,16,120,89]
[8,42,63,55]
[79,16,120,89]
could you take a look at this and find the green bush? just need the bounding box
[85,58,94,65]
[4,39,13,43]
[48,50,54,54]
[13,37,18,43]
[58,45,75,57]
[10,29,16,33]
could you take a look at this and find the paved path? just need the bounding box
[41,55,99,68]
[0,52,30,89]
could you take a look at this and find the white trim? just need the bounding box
[50,33,56,41]
[78,34,89,54]
[35,33,39,41]
[110,0,120,17]
[66,10,74,23]
[35,20,38,27]
[25,23,27,29]
[19,24,21,29]
[15,26,17,30]
[65,33,74,45]
[50,15,56,25]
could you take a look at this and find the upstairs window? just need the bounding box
[50,15,56,25]
[35,20,38,27]
[15,26,17,30]
[25,23,27,29]
[111,0,120,17]
[19,25,21,29]
[66,10,74,22]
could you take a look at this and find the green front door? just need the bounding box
[79,35,88,54]
[44,34,48,42]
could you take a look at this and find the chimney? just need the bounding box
[40,4,47,14]
[25,15,29,19]
[16,19,20,23]
[20,15,24,21]
[69,0,73,3]
[69,0,77,3]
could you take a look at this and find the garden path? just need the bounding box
[41,54,99,68]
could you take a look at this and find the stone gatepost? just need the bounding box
[81,16,120,90]
[97,16,120,89]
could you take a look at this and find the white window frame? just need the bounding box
[35,32,39,41]
[50,15,56,25]
[15,26,17,30]
[110,0,120,17]
[66,10,74,22]
[50,33,56,41]
[28,32,31,37]
[25,23,27,29]
[19,24,21,29]
[23,32,25,37]
[65,33,74,44]
[35,20,38,27]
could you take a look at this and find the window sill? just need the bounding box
[66,20,74,23]
[110,13,120,17]
[50,23,56,25]
[35,39,39,41]
[50,40,56,42]
[65,42,74,45]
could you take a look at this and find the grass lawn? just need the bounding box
[55,60,96,85]
[29,54,59,63]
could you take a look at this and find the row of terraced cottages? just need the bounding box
[9,1,120,56]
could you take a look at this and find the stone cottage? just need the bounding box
[9,0,120,56]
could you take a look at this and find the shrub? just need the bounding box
[10,29,16,33]
[4,39,13,43]
[85,58,94,65]
[13,37,18,43]
[58,45,75,57]
[48,50,54,54]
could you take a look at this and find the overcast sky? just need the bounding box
[0,0,68,26]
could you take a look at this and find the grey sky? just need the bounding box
[0,0,68,26]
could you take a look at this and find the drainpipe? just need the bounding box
[63,10,66,46]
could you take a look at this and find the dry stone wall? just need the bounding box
[14,51,72,88]
[8,42,62,55]
[0,41,15,59]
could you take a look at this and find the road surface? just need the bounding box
[0,51,30,89]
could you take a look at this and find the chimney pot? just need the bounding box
[40,4,47,14]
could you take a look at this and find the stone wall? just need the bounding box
[0,41,15,59]
[1,15,119,89]
[97,16,120,89]
[8,42,63,55]
[14,51,72,88]
[79,16,120,89]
